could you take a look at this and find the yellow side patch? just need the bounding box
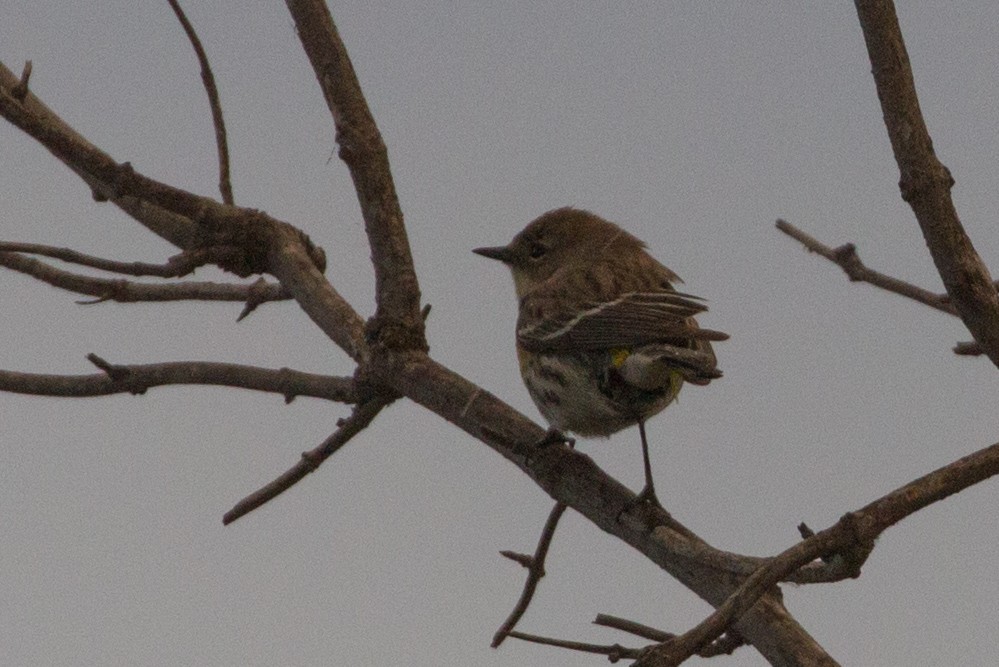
[665,369,684,404]
[610,347,630,368]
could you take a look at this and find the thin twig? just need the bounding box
[0,251,288,304]
[776,219,955,315]
[0,242,237,277]
[953,341,982,356]
[492,502,568,647]
[222,395,395,525]
[10,60,31,100]
[167,0,234,204]
[593,615,746,659]
[506,631,643,661]
[594,614,673,642]
[637,532,847,665]
[0,357,355,402]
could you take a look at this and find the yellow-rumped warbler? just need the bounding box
[474,207,727,506]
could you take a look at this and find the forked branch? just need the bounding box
[636,438,999,666]
[493,502,568,647]
[854,0,999,365]
[775,219,954,315]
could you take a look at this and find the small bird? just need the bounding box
[474,207,726,508]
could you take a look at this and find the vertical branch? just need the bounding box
[854,0,999,366]
[167,0,235,204]
[284,0,425,349]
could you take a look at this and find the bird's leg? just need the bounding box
[628,420,663,510]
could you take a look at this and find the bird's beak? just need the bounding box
[472,245,514,263]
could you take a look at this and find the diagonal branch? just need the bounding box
[0,70,229,232]
[0,61,200,250]
[0,68,318,279]
[854,0,999,366]
[776,219,955,315]
[593,614,746,657]
[636,439,999,666]
[167,0,234,205]
[263,224,368,362]
[267,14,831,657]
[374,350,833,665]
[222,395,394,524]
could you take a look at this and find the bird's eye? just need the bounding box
[528,243,547,259]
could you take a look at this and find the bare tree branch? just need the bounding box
[0,66,323,282]
[0,242,240,277]
[0,356,355,402]
[506,630,644,661]
[854,0,999,366]
[370,350,833,665]
[0,62,200,249]
[223,395,393,525]
[285,0,426,348]
[775,219,955,315]
[0,66,365,359]
[637,438,999,666]
[493,502,568,647]
[0,251,287,304]
[0,66,225,232]
[5,6,994,666]
[0,85,219,223]
[594,615,745,657]
[594,614,675,642]
[263,225,368,362]
[264,22,818,659]
[167,0,234,205]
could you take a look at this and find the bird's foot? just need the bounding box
[618,483,665,520]
[535,427,575,450]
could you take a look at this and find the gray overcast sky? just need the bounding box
[3,3,999,666]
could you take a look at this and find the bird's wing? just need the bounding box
[517,290,728,352]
